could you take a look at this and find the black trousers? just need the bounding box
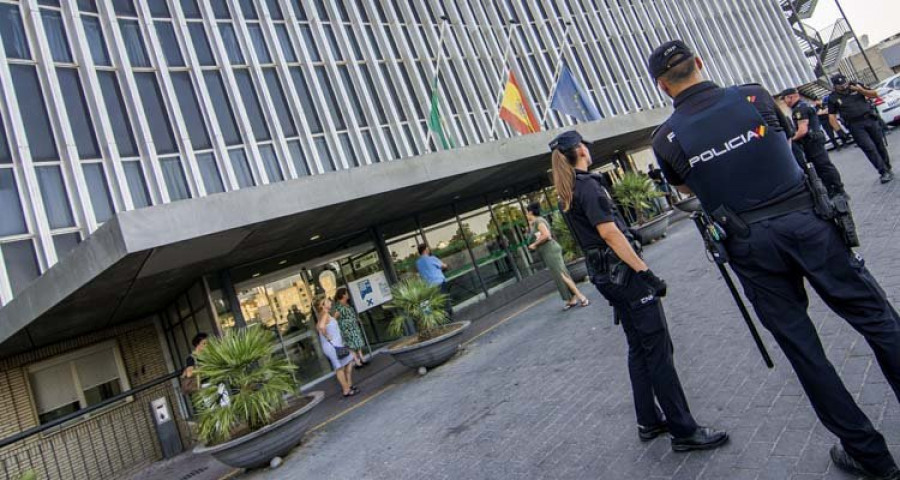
[847,117,892,174]
[587,262,699,438]
[802,139,845,195]
[727,210,900,476]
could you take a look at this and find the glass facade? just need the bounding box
[0,0,810,308]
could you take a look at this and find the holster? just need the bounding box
[711,205,750,239]
[831,193,860,248]
[586,247,630,286]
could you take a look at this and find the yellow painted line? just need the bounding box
[462,293,553,347]
[309,382,398,432]
[219,469,242,480]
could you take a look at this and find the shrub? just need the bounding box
[386,277,449,342]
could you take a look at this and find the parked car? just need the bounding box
[874,73,900,126]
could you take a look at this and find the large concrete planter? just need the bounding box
[193,391,325,469]
[673,196,702,213]
[632,212,671,245]
[388,321,471,369]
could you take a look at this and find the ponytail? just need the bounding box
[551,150,576,212]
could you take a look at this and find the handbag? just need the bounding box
[327,338,351,359]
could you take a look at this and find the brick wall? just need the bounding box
[0,317,191,480]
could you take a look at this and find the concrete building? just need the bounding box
[0,0,810,478]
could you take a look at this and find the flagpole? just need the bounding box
[425,16,451,152]
[488,21,519,140]
[539,22,573,128]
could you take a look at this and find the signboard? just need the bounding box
[151,397,171,424]
[348,271,392,313]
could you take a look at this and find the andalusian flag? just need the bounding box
[499,71,541,134]
[427,78,454,149]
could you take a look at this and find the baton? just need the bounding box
[689,212,775,369]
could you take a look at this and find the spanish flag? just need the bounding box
[499,71,540,134]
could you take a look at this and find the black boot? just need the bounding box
[671,427,728,452]
[830,445,900,480]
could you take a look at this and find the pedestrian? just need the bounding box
[550,130,728,453]
[316,297,357,398]
[525,202,590,311]
[781,88,846,196]
[816,98,850,150]
[415,244,452,318]
[180,332,208,397]
[333,287,368,368]
[827,73,893,183]
[648,39,900,479]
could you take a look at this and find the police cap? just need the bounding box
[776,87,798,99]
[549,130,589,152]
[647,40,694,80]
[831,73,848,86]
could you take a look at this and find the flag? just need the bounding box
[499,71,541,134]
[427,78,454,149]
[550,64,602,122]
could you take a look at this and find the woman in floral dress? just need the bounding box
[333,287,368,368]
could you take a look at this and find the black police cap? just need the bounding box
[647,40,694,80]
[549,131,589,152]
[777,87,798,99]
[831,73,848,86]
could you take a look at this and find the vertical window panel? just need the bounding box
[362,130,378,163]
[10,65,58,162]
[57,69,100,159]
[123,161,151,207]
[2,241,40,297]
[82,163,115,223]
[338,66,365,127]
[314,137,333,171]
[119,20,151,67]
[239,0,258,20]
[97,72,138,157]
[188,23,215,66]
[180,0,201,19]
[323,25,342,61]
[35,166,75,229]
[0,4,31,59]
[82,17,111,66]
[77,0,98,13]
[42,11,73,63]
[0,170,27,236]
[291,1,308,20]
[148,0,170,17]
[265,0,283,20]
[1,112,12,164]
[299,25,320,62]
[203,71,242,145]
[219,24,244,64]
[274,25,296,62]
[361,67,386,123]
[316,67,345,129]
[211,0,230,19]
[259,144,283,182]
[247,24,271,63]
[263,69,296,137]
[196,153,224,193]
[229,149,254,188]
[112,0,137,16]
[339,132,356,167]
[171,73,211,150]
[287,140,308,176]
[134,73,177,154]
[289,68,321,133]
[161,158,191,201]
[53,233,81,259]
[155,22,185,67]
[233,70,270,141]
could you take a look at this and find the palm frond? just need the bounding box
[385,277,449,341]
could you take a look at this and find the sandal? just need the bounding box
[350,385,359,393]
[579,297,591,307]
[562,302,576,311]
[342,388,357,398]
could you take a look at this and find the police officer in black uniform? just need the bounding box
[828,73,893,183]
[549,131,728,453]
[648,40,900,480]
[781,88,845,196]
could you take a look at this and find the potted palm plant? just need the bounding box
[192,327,324,469]
[612,172,672,245]
[385,278,471,369]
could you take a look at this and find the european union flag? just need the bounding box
[550,64,602,122]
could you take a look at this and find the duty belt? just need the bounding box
[739,192,814,224]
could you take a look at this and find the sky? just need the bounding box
[806,0,900,45]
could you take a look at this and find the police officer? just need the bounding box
[781,88,845,196]
[817,98,851,150]
[648,40,900,480]
[828,73,893,183]
[549,130,728,453]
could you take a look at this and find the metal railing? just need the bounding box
[0,371,187,480]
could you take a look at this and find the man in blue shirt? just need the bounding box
[416,244,452,317]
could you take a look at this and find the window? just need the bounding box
[196,153,225,193]
[263,70,296,136]
[219,24,244,64]
[247,24,271,63]
[57,69,100,159]
[82,17,111,66]
[274,25,296,62]
[171,73,211,150]
[233,70,270,141]
[316,67,345,129]
[289,68,321,133]
[97,72,138,157]
[27,342,130,425]
[77,0,98,13]
[35,166,75,229]
[339,132,356,167]
[119,20,150,67]
[203,71,241,145]
[239,0,258,19]
[180,0,201,18]
[0,169,28,236]
[188,23,215,66]
[123,161,151,207]
[161,158,191,201]
[82,163,115,223]
[229,149,255,188]
[0,115,8,164]
[2,240,40,296]
[147,0,169,17]
[299,25,320,62]
[155,22,185,67]
[42,10,73,63]
[211,0,230,19]
[53,232,81,258]
[314,137,333,171]
[287,140,308,176]
[259,144,283,182]
[265,0,283,20]
[112,0,137,16]
[0,3,31,59]
[10,65,58,162]
[134,73,177,154]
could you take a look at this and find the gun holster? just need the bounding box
[711,205,750,239]
[831,193,860,248]
[586,247,630,286]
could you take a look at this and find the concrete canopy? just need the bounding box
[0,110,668,357]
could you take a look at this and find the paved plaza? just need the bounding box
[244,135,900,480]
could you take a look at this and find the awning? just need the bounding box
[0,110,668,357]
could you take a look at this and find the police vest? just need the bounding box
[794,101,822,132]
[667,87,804,214]
[831,90,872,122]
